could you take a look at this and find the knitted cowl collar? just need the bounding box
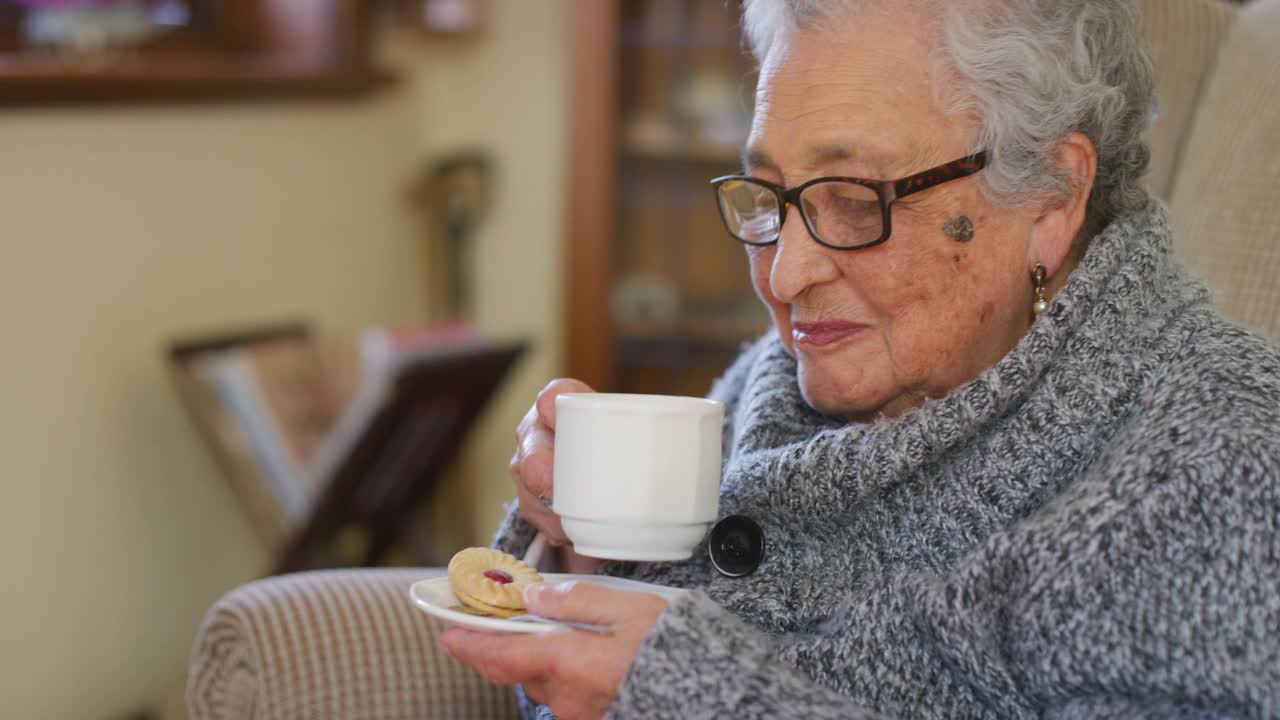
[718,199,1210,520]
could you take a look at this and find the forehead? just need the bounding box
[749,11,958,176]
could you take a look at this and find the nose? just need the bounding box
[769,203,839,303]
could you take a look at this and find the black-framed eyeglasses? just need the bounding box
[710,151,988,251]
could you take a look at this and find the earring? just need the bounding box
[1031,263,1049,316]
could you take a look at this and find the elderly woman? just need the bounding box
[441,0,1280,718]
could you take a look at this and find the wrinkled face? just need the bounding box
[745,11,1038,421]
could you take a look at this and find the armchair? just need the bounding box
[186,569,519,719]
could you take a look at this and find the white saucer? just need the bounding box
[410,573,686,634]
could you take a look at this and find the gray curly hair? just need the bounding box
[742,0,1157,236]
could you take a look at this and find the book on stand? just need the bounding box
[169,320,513,562]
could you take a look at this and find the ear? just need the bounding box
[1027,132,1098,277]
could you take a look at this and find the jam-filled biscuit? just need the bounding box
[447,603,524,619]
[450,590,525,619]
[447,547,543,615]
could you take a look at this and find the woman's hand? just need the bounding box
[440,581,667,720]
[511,378,602,572]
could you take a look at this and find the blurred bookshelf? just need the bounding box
[565,0,769,397]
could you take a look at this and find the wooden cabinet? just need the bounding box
[563,0,769,397]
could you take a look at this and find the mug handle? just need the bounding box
[522,531,549,569]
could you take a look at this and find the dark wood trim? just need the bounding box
[0,59,395,105]
[0,58,394,105]
[562,0,621,390]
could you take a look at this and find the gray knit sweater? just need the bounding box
[495,201,1280,719]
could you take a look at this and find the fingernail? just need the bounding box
[523,584,544,606]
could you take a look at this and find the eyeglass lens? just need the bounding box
[717,179,883,248]
[716,179,781,245]
[798,183,881,248]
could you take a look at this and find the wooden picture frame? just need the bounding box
[0,0,392,104]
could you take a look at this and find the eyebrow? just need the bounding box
[742,141,898,177]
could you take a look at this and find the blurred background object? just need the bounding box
[0,0,389,102]
[407,150,494,319]
[396,0,488,36]
[12,0,193,54]
[167,320,524,576]
[562,0,769,398]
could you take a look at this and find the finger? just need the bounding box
[515,422,556,500]
[439,628,558,687]
[521,679,551,706]
[524,581,667,627]
[535,378,595,430]
[510,402,545,482]
[514,400,540,444]
[517,484,569,545]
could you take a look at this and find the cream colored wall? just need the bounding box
[0,1,566,716]
[403,1,567,554]
[0,96,425,718]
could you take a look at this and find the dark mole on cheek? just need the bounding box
[943,215,975,243]
[953,254,961,264]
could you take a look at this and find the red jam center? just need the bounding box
[483,569,514,584]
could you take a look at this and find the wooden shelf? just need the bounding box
[0,57,395,104]
[620,26,740,50]
[0,0,390,105]
[614,308,768,358]
[616,334,747,366]
[622,139,743,164]
[565,0,760,394]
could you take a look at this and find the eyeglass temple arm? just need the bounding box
[892,151,989,200]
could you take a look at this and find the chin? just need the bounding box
[800,388,848,418]
[797,365,885,420]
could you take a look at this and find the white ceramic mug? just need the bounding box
[552,393,724,561]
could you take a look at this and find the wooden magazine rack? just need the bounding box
[169,322,525,575]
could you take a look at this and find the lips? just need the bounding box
[792,321,869,348]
